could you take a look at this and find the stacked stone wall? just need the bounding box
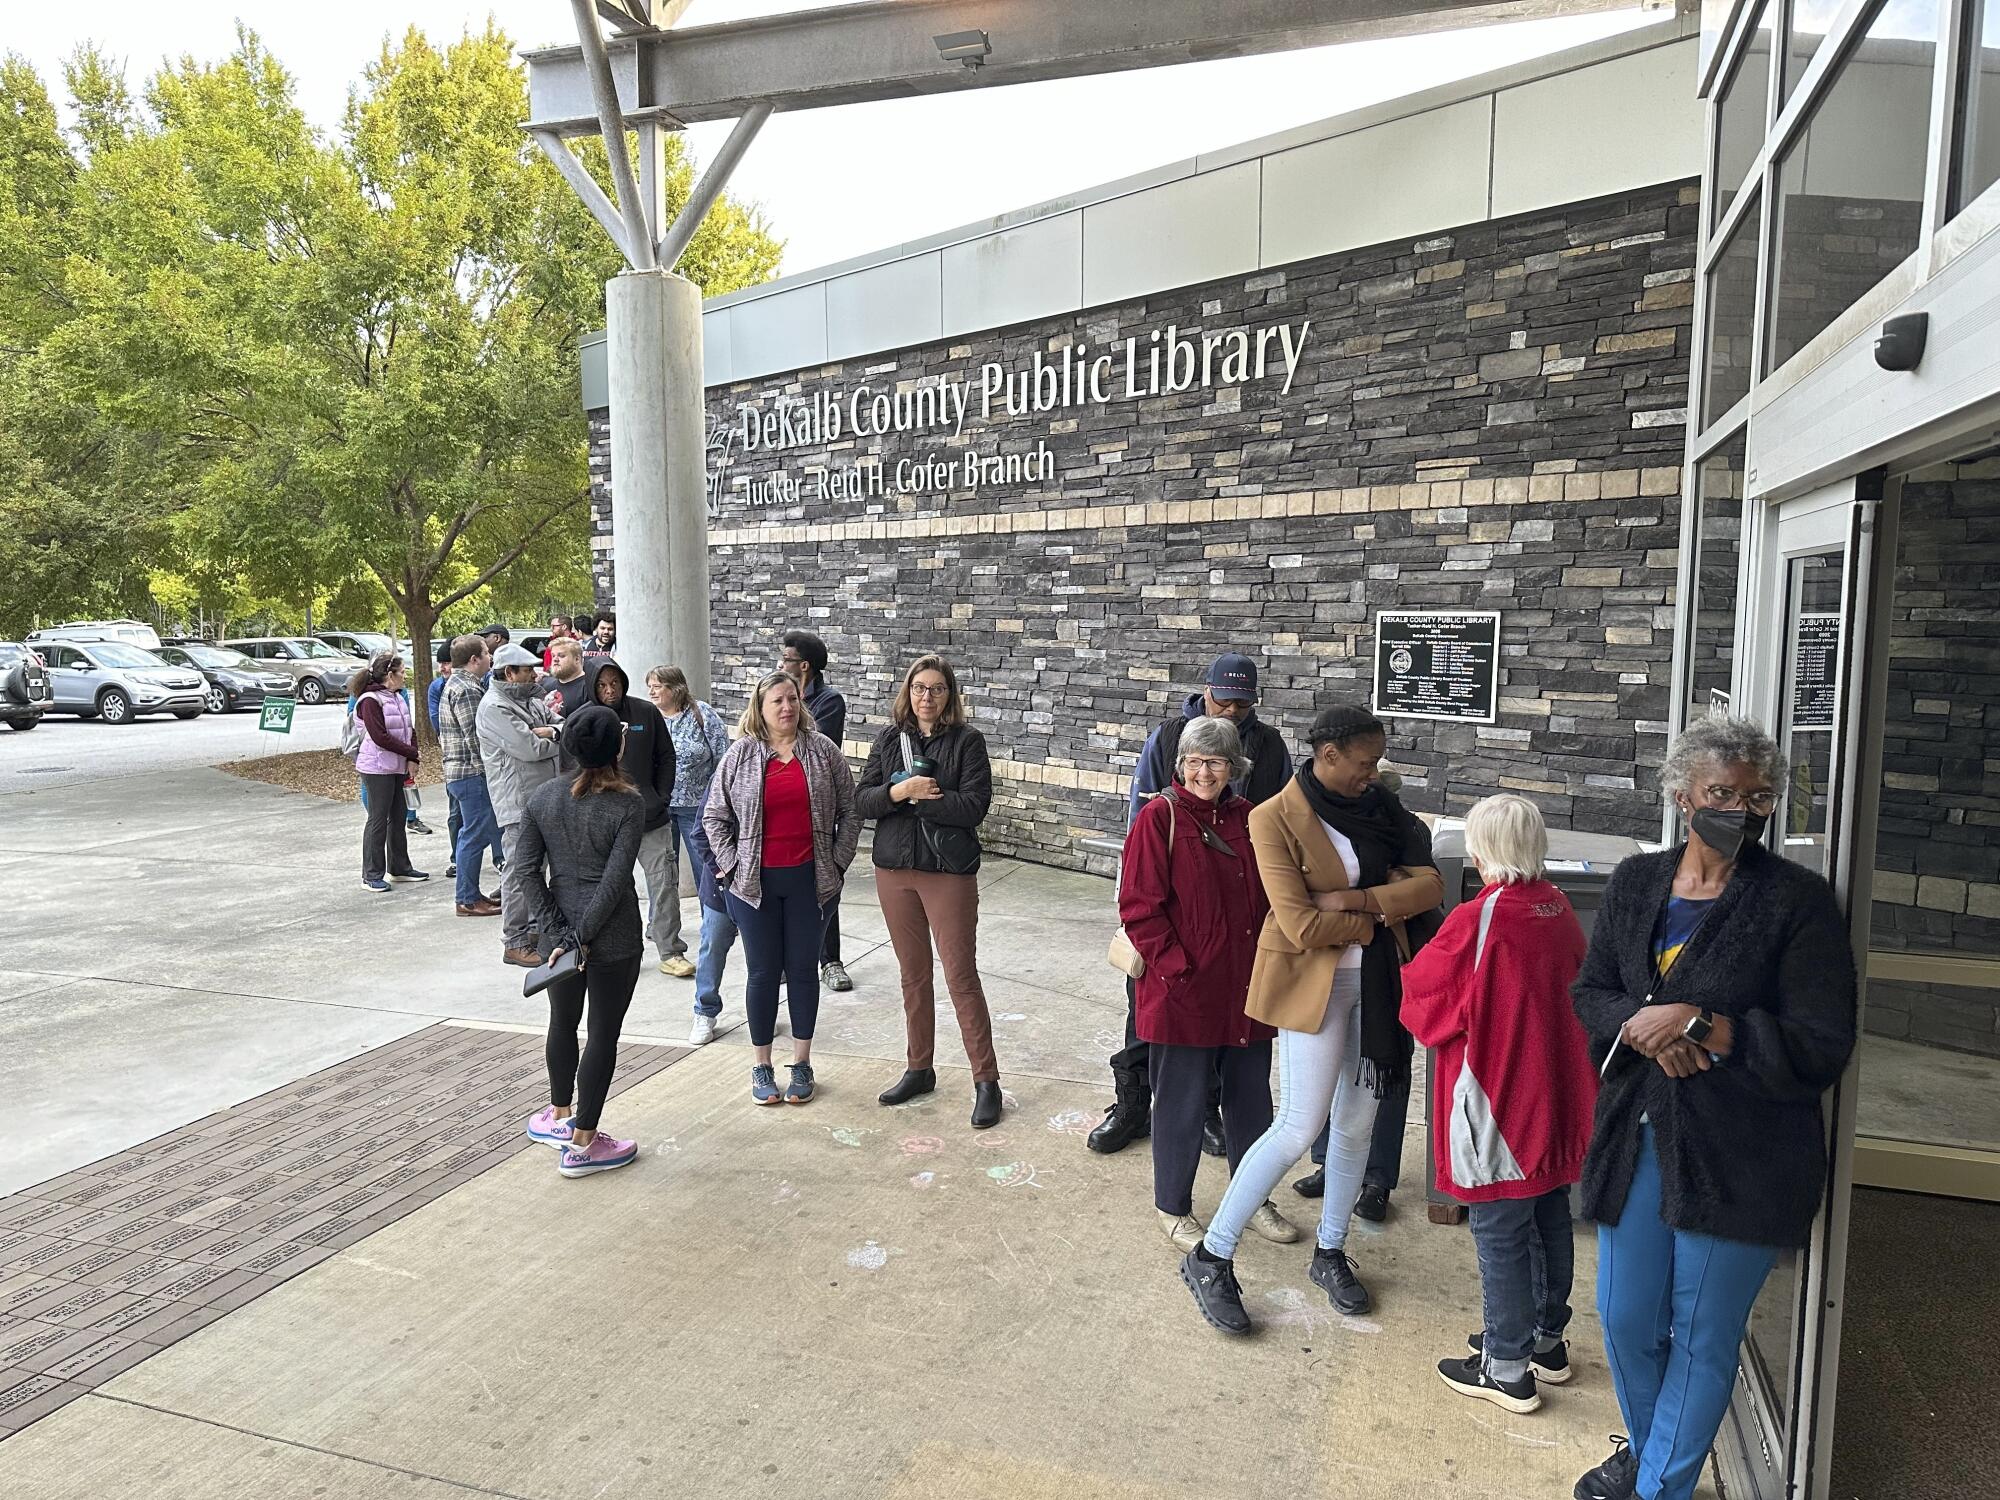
[591,181,1702,871]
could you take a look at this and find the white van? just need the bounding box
[27,619,164,651]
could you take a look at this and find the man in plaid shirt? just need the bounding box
[440,635,503,918]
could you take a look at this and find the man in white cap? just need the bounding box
[477,642,563,966]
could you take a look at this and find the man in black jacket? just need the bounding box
[781,629,853,991]
[582,659,681,970]
[1090,653,1292,1155]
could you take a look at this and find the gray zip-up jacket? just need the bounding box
[512,778,644,963]
[476,679,561,826]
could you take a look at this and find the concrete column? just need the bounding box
[605,268,711,701]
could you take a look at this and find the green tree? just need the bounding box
[0,26,780,734]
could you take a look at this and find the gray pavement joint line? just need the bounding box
[0,968,459,1027]
[79,1394,552,1500]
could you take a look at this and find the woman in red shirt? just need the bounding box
[1117,716,1293,1253]
[703,671,858,1105]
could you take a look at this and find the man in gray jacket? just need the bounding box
[478,644,563,966]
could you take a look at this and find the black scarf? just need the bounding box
[1294,763,1420,1095]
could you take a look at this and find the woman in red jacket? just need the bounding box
[1400,793,1594,1415]
[1117,716,1296,1253]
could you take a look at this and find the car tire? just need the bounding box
[204,685,227,714]
[298,678,326,706]
[98,688,132,725]
[5,715,37,731]
[172,708,202,720]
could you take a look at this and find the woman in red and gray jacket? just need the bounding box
[1117,716,1296,1253]
[1400,793,1593,1416]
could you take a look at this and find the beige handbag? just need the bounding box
[1106,798,1176,979]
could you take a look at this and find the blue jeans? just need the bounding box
[725,862,823,1047]
[1467,1187,1575,1382]
[693,903,737,1018]
[446,775,502,908]
[1598,1126,1778,1500]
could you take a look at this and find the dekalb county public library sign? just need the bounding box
[708,315,1316,508]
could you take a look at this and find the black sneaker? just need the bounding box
[1437,1352,1541,1414]
[1292,1166,1325,1197]
[1308,1246,1371,1315]
[1179,1246,1251,1335]
[1573,1436,1638,1500]
[1199,1105,1226,1158]
[1468,1331,1573,1385]
[1354,1182,1390,1222]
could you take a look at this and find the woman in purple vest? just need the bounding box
[350,651,430,894]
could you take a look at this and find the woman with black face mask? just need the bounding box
[1567,716,1856,1500]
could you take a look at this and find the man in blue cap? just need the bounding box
[1090,652,1292,1156]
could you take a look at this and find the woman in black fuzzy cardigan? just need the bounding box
[1568,716,1856,1500]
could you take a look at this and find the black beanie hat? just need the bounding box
[563,704,623,770]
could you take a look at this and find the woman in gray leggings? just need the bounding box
[1179,705,1443,1335]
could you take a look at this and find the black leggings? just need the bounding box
[544,953,643,1131]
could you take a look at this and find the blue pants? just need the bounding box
[1598,1126,1778,1500]
[725,862,823,1047]
[1308,1065,1409,1189]
[447,775,503,909]
[1468,1187,1575,1381]
[693,903,737,1018]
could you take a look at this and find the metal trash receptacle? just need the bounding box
[1418,825,1650,1224]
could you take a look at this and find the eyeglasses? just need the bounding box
[1183,757,1232,776]
[909,683,949,698]
[1700,785,1779,814]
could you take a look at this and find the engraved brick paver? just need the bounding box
[0,1024,684,1438]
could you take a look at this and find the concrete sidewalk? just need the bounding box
[0,765,1702,1497]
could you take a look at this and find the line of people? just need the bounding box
[1108,672,1856,1500]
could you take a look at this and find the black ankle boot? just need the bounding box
[878,1068,936,1106]
[1086,1077,1150,1154]
[971,1080,1002,1129]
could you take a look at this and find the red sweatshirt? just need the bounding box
[1399,879,1594,1203]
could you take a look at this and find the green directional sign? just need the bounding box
[259,696,296,735]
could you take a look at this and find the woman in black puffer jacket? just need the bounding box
[855,654,1002,1129]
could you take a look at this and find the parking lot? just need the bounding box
[0,701,345,795]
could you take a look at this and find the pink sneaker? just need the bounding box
[558,1133,638,1177]
[526,1107,575,1150]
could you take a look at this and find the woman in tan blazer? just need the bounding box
[1180,705,1443,1336]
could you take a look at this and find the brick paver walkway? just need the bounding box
[0,1024,684,1437]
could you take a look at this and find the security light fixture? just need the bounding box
[935,29,991,69]
[1874,312,1929,372]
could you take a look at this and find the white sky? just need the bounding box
[5,2,1662,276]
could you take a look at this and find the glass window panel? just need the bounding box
[1783,0,1845,101]
[1703,194,1762,426]
[1715,0,1774,226]
[1767,0,1936,373]
[1687,435,1747,720]
[1955,0,2000,213]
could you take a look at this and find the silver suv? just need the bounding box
[37,640,206,724]
[222,637,365,705]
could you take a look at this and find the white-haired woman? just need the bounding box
[1398,795,1594,1415]
[1117,715,1290,1250]
[1568,716,1856,1500]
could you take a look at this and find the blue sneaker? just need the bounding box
[785,1062,816,1105]
[362,877,391,894]
[751,1064,783,1106]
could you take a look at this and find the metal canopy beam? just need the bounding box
[524,0,1634,134]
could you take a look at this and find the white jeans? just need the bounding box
[1204,969,1377,1258]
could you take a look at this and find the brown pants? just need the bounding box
[875,866,1000,1082]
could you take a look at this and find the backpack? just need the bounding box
[341,700,365,760]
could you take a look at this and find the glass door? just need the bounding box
[1717,474,1888,1500]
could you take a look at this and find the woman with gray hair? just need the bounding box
[1569,715,1856,1500]
[1116,714,1293,1251]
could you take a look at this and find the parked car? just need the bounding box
[154,643,295,716]
[221,637,365,705]
[0,641,54,731]
[27,619,163,651]
[36,640,206,724]
[314,630,395,660]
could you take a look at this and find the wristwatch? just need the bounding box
[1682,1009,1715,1045]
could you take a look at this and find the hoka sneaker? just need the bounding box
[525,1106,575,1150]
[557,1133,637,1177]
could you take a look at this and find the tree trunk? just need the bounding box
[403,599,440,747]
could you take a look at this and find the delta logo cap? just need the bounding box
[1205,653,1258,702]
